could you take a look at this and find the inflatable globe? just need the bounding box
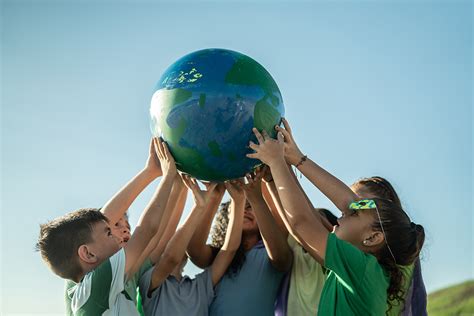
[150,48,285,181]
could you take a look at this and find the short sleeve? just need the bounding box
[324,233,371,290]
[70,249,126,315]
[138,266,158,303]
[194,268,215,305]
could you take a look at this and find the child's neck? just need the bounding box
[242,233,259,251]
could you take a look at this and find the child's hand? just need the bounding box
[210,183,226,201]
[261,165,274,183]
[247,128,285,167]
[275,118,305,166]
[242,167,264,202]
[154,138,177,177]
[145,138,163,177]
[224,179,246,205]
[181,174,218,208]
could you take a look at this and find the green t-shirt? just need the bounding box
[65,249,139,316]
[287,235,326,316]
[64,250,152,316]
[318,233,390,316]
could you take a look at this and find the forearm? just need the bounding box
[101,169,158,224]
[145,181,187,265]
[271,159,327,235]
[249,195,292,271]
[264,181,304,242]
[262,182,288,235]
[186,194,223,267]
[297,158,357,215]
[269,159,330,262]
[124,173,176,277]
[152,184,188,260]
[161,205,206,266]
[137,173,176,234]
[210,200,243,285]
[221,200,244,252]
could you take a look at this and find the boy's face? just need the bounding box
[88,220,121,261]
[111,216,131,247]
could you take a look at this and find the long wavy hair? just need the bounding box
[352,177,425,314]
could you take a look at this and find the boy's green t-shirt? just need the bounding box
[318,233,390,316]
[64,251,152,316]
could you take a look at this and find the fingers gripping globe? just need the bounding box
[150,48,285,181]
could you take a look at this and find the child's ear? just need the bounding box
[362,231,384,248]
[78,245,98,264]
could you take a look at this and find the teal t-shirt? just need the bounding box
[318,233,390,316]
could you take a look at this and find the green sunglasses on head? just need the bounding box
[347,199,397,263]
[349,199,376,210]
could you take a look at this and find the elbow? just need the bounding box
[160,251,182,268]
[287,213,308,229]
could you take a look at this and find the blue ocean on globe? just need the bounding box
[150,48,285,181]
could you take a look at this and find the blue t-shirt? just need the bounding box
[139,267,214,316]
[210,241,285,316]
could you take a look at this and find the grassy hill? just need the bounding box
[428,280,474,315]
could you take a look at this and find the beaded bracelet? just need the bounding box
[295,155,307,168]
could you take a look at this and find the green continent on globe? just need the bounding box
[150,48,285,181]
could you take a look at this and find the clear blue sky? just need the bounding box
[1,0,472,314]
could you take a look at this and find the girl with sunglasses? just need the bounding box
[351,176,427,315]
[247,118,425,315]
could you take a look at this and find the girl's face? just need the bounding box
[111,216,131,247]
[334,210,376,248]
[242,201,259,234]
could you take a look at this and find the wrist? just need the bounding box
[142,167,162,179]
[246,194,264,204]
[294,155,308,168]
[267,156,286,168]
[162,171,177,181]
[231,198,245,207]
[288,150,305,166]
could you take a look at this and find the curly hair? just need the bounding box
[210,200,260,277]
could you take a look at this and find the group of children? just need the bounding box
[37,118,427,315]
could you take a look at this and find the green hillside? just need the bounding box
[428,280,474,315]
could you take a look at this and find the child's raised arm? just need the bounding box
[100,139,162,225]
[262,166,332,263]
[148,176,218,292]
[241,168,293,272]
[186,184,226,268]
[247,129,327,264]
[123,138,176,279]
[147,177,188,264]
[276,118,358,215]
[207,181,245,285]
[131,176,188,272]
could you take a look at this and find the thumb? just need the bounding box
[277,131,284,142]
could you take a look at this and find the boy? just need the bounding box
[36,138,177,315]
